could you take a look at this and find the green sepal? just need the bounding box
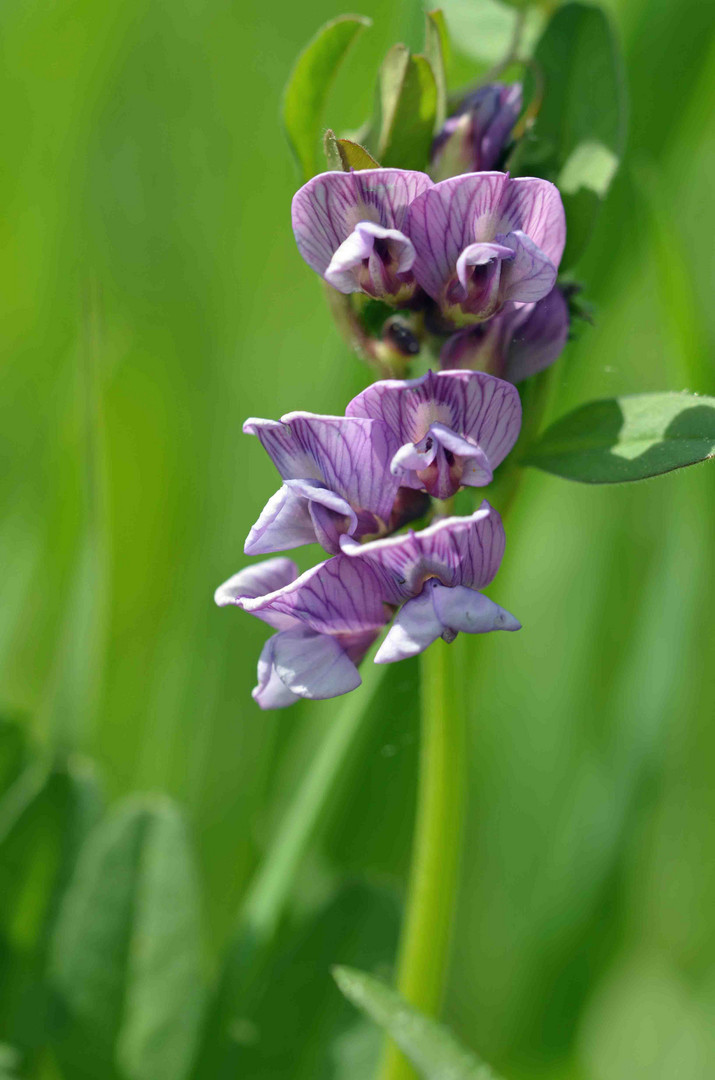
[324,129,381,171]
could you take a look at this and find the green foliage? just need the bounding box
[283,15,372,180]
[334,966,500,1079]
[424,10,449,130]
[524,392,715,483]
[513,2,627,267]
[439,0,545,66]
[371,45,438,170]
[50,797,205,1080]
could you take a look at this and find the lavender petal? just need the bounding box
[347,370,521,475]
[245,412,400,528]
[344,503,506,601]
[497,177,566,269]
[254,636,303,709]
[432,584,521,634]
[291,168,433,283]
[325,222,416,293]
[499,230,557,304]
[270,627,362,700]
[374,588,444,663]
[244,480,356,555]
[505,287,570,383]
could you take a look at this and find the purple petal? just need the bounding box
[244,480,357,556]
[325,222,416,294]
[344,503,506,602]
[270,627,361,700]
[505,287,570,383]
[214,557,300,631]
[430,84,523,179]
[253,628,362,708]
[432,584,521,633]
[347,370,521,474]
[254,636,303,708]
[244,413,400,528]
[239,554,390,637]
[456,241,514,292]
[291,169,433,282]
[374,589,443,663]
[499,230,557,304]
[496,177,566,268]
[406,172,510,301]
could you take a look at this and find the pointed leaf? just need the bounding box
[425,10,449,129]
[524,393,715,483]
[324,129,380,171]
[512,2,627,267]
[50,796,205,1080]
[0,756,103,1061]
[333,966,501,1079]
[376,48,438,169]
[283,15,372,180]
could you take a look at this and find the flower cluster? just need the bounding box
[290,86,570,381]
[216,371,522,708]
[216,88,570,709]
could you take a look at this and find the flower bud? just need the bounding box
[440,287,570,384]
[430,84,522,181]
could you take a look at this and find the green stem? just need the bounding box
[378,635,467,1080]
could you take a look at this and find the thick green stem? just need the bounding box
[378,635,467,1080]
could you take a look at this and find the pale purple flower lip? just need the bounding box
[440,286,570,384]
[243,411,401,555]
[341,503,520,662]
[406,171,566,325]
[291,169,433,303]
[345,369,521,499]
[215,556,389,709]
[430,83,523,180]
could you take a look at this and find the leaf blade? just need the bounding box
[524,393,715,483]
[50,796,205,1080]
[283,15,372,180]
[512,2,627,268]
[333,966,500,1079]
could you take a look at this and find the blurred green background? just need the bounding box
[2,0,714,1077]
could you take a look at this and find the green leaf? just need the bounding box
[375,46,438,170]
[439,0,544,66]
[50,796,205,1080]
[0,717,28,798]
[425,10,449,129]
[0,755,103,1064]
[512,2,627,268]
[524,393,715,483]
[333,966,501,1079]
[324,129,380,171]
[283,15,372,180]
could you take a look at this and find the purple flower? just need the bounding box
[291,169,433,303]
[440,286,570,383]
[345,369,521,499]
[406,172,566,325]
[244,412,401,555]
[215,556,390,709]
[342,503,520,662]
[430,84,522,181]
